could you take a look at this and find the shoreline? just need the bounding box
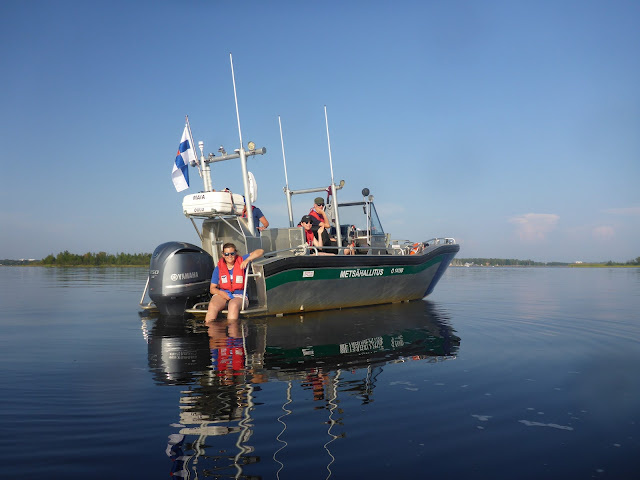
[451,264,639,269]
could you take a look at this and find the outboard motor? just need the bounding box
[148,241,213,316]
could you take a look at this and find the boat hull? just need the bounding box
[251,243,459,316]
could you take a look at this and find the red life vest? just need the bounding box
[309,208,324,225]
[304,228,315,246]
[241,205,255,218]
[217,255,245,292]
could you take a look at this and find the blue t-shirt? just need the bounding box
[211,254,250,296]
[244,206,264,231]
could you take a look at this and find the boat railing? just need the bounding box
[389,238,458,256]
[261,242,386,257]
[304,244,390,255]
[262,246,304,258]
[184,301,267,316]
[242,268,263,311]
[139,276,156,310]
[425,237,457,245]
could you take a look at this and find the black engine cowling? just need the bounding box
[148,241,213,316]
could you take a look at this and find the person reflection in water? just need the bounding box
[207,318,267,385]
[302,367,329,402]
[208,319,245,384]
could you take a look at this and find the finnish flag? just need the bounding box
[172,126,196,192]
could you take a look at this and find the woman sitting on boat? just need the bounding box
[300,215,353,255]
[300,215,325,250]
[205,243,264,323]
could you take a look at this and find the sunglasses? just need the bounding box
[222,252,237,257]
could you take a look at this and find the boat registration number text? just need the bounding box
[300,266,408,280]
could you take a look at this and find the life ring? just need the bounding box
[409,243,422,255]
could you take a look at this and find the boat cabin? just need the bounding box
[182,184,395,266]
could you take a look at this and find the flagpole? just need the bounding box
[185,115,203,179]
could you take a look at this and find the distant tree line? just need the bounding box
[602,257,640,266]
[451,258,559,266]
[0,259,39,266]
[38,251,151,266]
[452,257,640,267]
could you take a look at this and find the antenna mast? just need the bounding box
[229,53,255,235]
[279,116,295,227]
[324,106,342,249]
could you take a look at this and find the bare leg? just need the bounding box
[205,295,228,323]
[226,297,243,321]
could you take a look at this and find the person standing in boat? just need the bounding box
[241,202,269,234]
[205,243,264,323]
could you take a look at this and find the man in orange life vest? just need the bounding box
[309,196,336,247]
[205,242,264,323]
[309,197,330,229]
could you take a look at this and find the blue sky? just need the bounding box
[1,0,638,263]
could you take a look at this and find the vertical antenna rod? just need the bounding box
[279,116,295,227]
[324,105,335,185]
[230,53,244,149]
[229,53,255,235]
[324,106,342,249]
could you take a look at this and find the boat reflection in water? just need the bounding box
[141,300,460,478]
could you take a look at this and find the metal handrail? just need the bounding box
[139,276,149,306]
[139,276,156,310]
[241,266,262,311]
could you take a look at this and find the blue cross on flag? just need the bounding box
[172,126,196,192]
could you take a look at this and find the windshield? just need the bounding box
[336,202,384,234]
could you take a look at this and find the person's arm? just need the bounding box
[241,249,264,269]
[314,205,330,227]
[313,225,324,248]
[210,283,231,300]
[258,215,269,230]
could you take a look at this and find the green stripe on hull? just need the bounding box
[265,255,444,291]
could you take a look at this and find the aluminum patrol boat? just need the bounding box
[140,55,459,317]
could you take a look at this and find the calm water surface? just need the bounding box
[1,266,638,479]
